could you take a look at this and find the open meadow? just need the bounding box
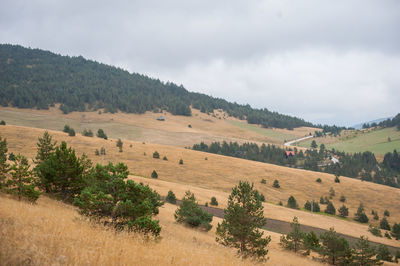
[1,124,400,251]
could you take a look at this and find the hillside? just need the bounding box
[299,127,400,156]
[1,124,400,251]
[0,44,312,130]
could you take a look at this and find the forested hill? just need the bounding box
[0,44,313,129]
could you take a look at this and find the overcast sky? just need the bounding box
[1,0,399,126]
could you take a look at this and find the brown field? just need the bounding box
[1,124,400,250]
[0,106,317,146]
[0,194,325,265]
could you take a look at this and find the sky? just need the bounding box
[1,0,400,126]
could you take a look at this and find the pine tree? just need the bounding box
[273,179,280,188]
[97,129,108,140]
[338,205,349,217]
[166,190,177,204]
[34,131,56,164]
[355,203,369,223]
[287,195,299,209]
[5,154,40,202]
[116,138,123,152]
[325,202,336,215]
[319,228,353,265]
[353,236,383,266]
[174,191,213,231]
[280,217,305,253]
[216,181,271,260]
[0,137,9,189]
[380,218,391,231]
[376,245,393,262]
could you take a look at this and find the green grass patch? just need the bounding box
[227,120,296,143]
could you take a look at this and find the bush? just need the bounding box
[354,203,369,223]
[320,196,330,204]
[324,202,336,215]
[0,120,5,125]
[95,149,100,156]
[273,179,280,188]
[380,217,391,231]
[63,124,75,136]
[174,191,213,231]
[339,195,346,202]
[385,232,392,239]
[8,152,16,161]
[163,156,168,161]
[116,139,123,152]
[304,200,320,212]
[287,196,299,209]
[316,178,322,183]
[179,159,183,165]
[82,129,94,137]
[329,187,335,198]
[153,151,160,159]
[392,223,400,240]
[384,210,390,217]
[261,178,266,184]
[368,225,382,237]
[210,196,218,206]
[166,190,177,204]
[68,128,76,136]
[151,170,158,179]
[97,129,108,140]
[377,245,393,262]
[334,175,340,183]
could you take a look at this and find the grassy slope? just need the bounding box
[1,194,324,266]
[0,106,317,146]
[1,124,400,249]
[299,127,400,155]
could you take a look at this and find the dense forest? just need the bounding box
[0,44,313,129]
[192,141,400,188]
[362,113,400,130]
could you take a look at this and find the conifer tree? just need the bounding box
[280,217,305,253]
[0,137,9,189]
[353,236,383,266]
[116,138,123,152]
[6,154,40,202]
[338,205,349,217]
[34,131,56,164]
[216,181,271,260]
[319,228,353,265]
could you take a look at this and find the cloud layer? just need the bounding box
[1,0,399,125]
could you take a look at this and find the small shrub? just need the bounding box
[261,178,266,184]
[273,179,280,188]
[278,201,283,206]
[129,144,132,148]
[205,202,208,207]
[339,195,346,202]
[179,159,183,165]
[163,156,168,161]
[210,196,218,206]
[153,151,160,159]
[97,128,108,140]
[329,187,335,198]
[392,223,400,240]
[166,190,177,204]
[8,152,16,161]
[82,129,94,137]
[151,170,158,179]
[354,203,369,223]
[188,124,192,128]
[316,178,322,183]
[0,120,6,125]
[385,232,392,239]
[95,149,100,156]
[304,200,320,212]
[384,210,390,217]
[68,128,75,136]
[369,225,382,237]
[334,174,340,183]
[116,139,123,152]
[377,245,393,262]
[205,157,208,160]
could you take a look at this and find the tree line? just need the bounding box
[192,141,400,188]
[0,44,314,129]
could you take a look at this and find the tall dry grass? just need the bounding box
[0,194,322,265]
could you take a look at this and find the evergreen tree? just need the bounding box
[35,141,92,202]
[325,202,336,215]
[0,137,9,189]
[355,203,369,223]
[74,162,163,236]
[97,129,108,140]
[380,218,391,231]
[319,228,353,265]
[82,129,94,137]
[311,140,318,149]
[34,131,56,164]
[280,217,305,253]
[392,223,400,240]
[287,195,299,209]
[174,191,213,231]
[376,245,393,262]
[166,190,177,204]
[353,236,383,266]
[303,231,320,254]
[273,179,280,188]
[210,196,218,206]
[5,154,40,202]
[151,170,158,178]
[216,181,271,260]
[116,138,123,152]
[338,205,349,217]
[153,151,160,159]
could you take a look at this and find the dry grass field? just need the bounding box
[0,194,325,266]
[0,106,316,146]
[1,124,400,250]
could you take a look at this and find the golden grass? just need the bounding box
[1,124,400,249]
[0,106,318,147]
[0,194,323,266]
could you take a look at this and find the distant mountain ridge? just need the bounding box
[0,44,313,129]
[352,117,393,130]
